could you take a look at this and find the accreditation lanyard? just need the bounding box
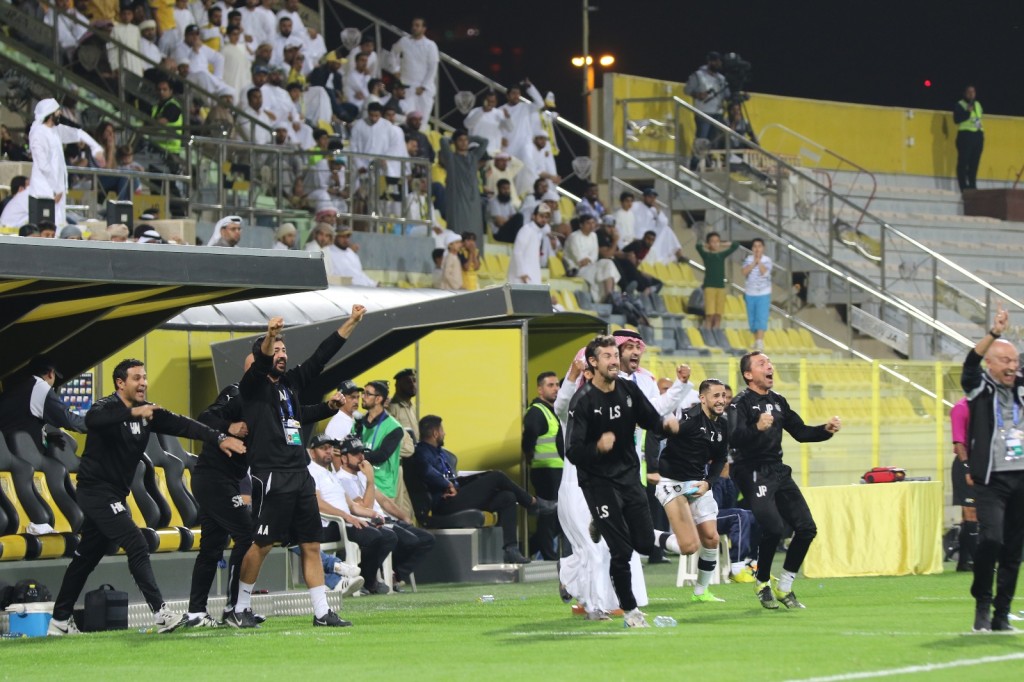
[277,386,301,446]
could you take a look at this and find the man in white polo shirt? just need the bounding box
[333,435,434,592]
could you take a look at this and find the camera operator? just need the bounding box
[684,52,730,169]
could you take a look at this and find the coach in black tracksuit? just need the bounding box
[961,308,1024,632]
[566,335,676,624]
[730,351,839,610]
[50,359,244,634]
[229,309,365,629]
[186,381,337,623]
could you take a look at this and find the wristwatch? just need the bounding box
[217,433,230,444]
[989,329,1001,338]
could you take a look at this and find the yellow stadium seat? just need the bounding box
[548,255,567,278]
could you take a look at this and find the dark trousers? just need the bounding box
[53,486,163,621]
[956,131,983,191]
[437,470,533,547]
[530,467,563,560]
[733,462,817,582]
[390,520,435,582]
[188,470,253,613]
[580,480,655,612]
[971,471,1024,615]
[717,508,756,563]
[327,523,397,590]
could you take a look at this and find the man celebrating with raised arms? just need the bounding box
[565,335,679,628]
[229,306,365,628]
[730,351,840,610]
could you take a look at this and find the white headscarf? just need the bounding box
[34,98,60,125]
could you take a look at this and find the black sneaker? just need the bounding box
[776,591,806,609]
[991,612,1015,632]
[559,582,573,604]
[756,582,779,610]
[253,613,267,624]
[973,605,992,632]
[504,546,531,564]
[224,608,260,629]
[530,498,557,515]
[313,609,353,627]
[373,582,391,595]
[589,521,601,543]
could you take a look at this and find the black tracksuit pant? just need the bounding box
[188,469,253,613]
[732,461,817,582]
[956,131,983,191]
[972,471,1024,616]
[437,470,534,548]
[530,467,563,560]
[53,486,163,621]
[580,479,655,612]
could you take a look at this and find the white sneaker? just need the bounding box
[624,608,650,628]
[47,615,80,636]
[585,609,611,621]
[331,575,365,597]
[333,561,362,578]
[185,613,220,628]
[154,604,188,634]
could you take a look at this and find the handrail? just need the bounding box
[554,115,973,349]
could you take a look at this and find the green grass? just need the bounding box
[3,561,1022,681]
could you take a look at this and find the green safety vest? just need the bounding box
[357,413,404,498]
[957,100,983,133]
[527,402,563,469]
[152,97,183,154]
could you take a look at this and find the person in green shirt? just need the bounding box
[695,231,740,330]
[353,381,406,501]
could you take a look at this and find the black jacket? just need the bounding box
[961,348,1024,484]
[238,331,345,472]
[659,403,728,484]
[565,379,664,486]
[77,394,223,497]
[729,388,832,468]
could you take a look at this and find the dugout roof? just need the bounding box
[0,238,327,388]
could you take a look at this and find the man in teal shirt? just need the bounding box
[696,231,740,330]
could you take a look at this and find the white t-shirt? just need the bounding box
[743,254,773,296]
[325,411,355,441]
[336,468,385,515]
[307,462,350,526]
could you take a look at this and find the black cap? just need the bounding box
[393,368,416,381]
[707,51,721,61]
[339,434,370,455]
[308,433,340,449]
[28,355,62,380]
[642,187,658,197]
[338,379,363,395]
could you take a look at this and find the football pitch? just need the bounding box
[4,561,1023,681]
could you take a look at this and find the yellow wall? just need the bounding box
[608,73,1023,181]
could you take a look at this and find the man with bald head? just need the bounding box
[962,307,1024,632]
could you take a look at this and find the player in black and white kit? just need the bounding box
[185,359,341,628]
[47,359,246,636]
[565,335,679,628]
[228,308,365,629]
[655,378,730,603]
[730,351,840,610]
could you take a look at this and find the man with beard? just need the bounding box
[730,351,841,610]
[489,179,522,242]
[565,335,679,628]
[228,309,365,629]
[655,379,730,603]
[47,359,245,635]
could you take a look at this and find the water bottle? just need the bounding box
[137,627,155,634]
[1,632,26,639]
[653,615,677,627]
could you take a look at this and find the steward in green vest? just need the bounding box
[151,78,183,155]
[353,380,405,499]
[953,85,984,192]
[522,372,564,560]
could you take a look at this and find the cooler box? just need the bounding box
[7,602,54,637]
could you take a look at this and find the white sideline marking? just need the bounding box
[506,630,634,637]
[784,652,1024,681]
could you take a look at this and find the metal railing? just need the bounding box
[188,135,433,231]
[613,94,1024,356]
[64,165,188,219]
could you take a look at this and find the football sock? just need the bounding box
[654,530,681,555]
[778,569,796,594]
[309,585,329,619]
[235,581,254,613]
[694,546,718,594]
[186,612,204,620]
[731,561,747,575]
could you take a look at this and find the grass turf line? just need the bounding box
[3,561,1020,681]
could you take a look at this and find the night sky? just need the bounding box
[351,0,1024,127]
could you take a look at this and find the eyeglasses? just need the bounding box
[363,392,380,398]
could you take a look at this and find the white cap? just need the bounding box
[443,231,462,247]
[34,98,60,125]
[540,190,559,202]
